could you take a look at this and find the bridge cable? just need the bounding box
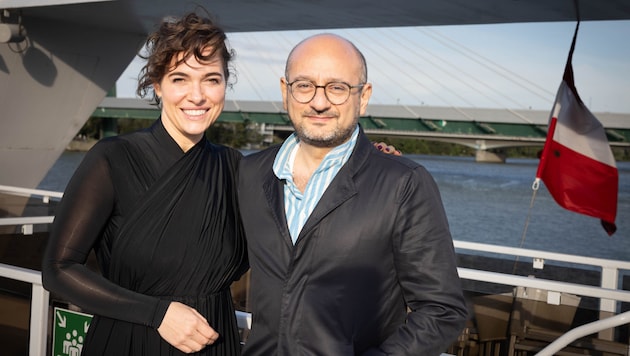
[381,27,527,110]
[339,29,435,105]
[229,31,294,102]
[417,27,556,101]
[413,27,557,124]
[361,27,478,107]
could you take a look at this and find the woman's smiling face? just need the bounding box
[154,49,226,151]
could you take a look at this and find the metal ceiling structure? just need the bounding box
[11,0,630,34]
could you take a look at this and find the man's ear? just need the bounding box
[359,83,372,116]
[280,77,289,111]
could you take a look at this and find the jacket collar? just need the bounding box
[261,126,374,247]
[296,126,373,244]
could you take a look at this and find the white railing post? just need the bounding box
[599,266,619,340]
[0,263,51,356]
[30,284,50,356]
[600,266,619,312]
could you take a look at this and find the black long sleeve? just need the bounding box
[42,140,170,328]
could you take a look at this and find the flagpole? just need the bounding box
[512,179,541,275]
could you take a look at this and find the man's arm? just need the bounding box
[371,166,468,355]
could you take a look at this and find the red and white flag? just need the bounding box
[535,22,618,236]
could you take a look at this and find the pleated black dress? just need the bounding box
[42,119,248,355]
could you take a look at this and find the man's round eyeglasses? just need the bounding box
[287,80,365,105]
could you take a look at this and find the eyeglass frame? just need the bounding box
[285,79,366,105]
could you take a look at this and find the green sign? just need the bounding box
[52,307,93,356]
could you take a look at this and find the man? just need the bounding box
[238,33,467,355]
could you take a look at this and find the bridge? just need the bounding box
[93,97,630,162]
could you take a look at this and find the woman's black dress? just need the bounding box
[42,120,248,355]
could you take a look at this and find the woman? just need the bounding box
[42,12,248,355]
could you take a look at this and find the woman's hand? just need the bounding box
[373,141,402,156]
[157,301,219,353]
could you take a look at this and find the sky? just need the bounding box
[115,20,630,114]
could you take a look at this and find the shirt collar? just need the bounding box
[273,125,359,180]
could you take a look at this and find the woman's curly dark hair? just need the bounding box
[136,12,235,104]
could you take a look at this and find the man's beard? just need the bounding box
[291,112,358,148]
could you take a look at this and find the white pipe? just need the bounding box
[535,310,630,356]
[0,216,54,226]
[30,284,50,356]
[458,268,630,304]
[454,240,630,270]
[0,264,49,356]
[0,184,63,200]
[0,263,43,285]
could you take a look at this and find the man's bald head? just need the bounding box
[284,33,367,83]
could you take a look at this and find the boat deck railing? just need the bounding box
[1,184,629,355]
[0,184,63,202]
[0,263,49,356]
[454,240,630,313]
[0,184,61,234]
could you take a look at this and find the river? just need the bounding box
[38,151,630,261]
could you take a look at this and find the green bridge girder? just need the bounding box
[358,116,551,138]
[91,100,630,144]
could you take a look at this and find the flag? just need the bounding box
[535,22,618,236]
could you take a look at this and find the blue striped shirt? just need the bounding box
[273,127,359,244]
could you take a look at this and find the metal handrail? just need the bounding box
[0,216,55,234]
[2,252,629,354]
[458,268,630,304]
[455,240,630,314]
[0,263,49,356]
[535,310,630,356]
[0,184,63,202]
[0,216,54,226]
[455,240,630,270]
[0,184,60,234]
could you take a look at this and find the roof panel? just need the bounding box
[20,0,630,35]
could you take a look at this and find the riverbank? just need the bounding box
[64,134,630,161]
[66,138,97,152]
